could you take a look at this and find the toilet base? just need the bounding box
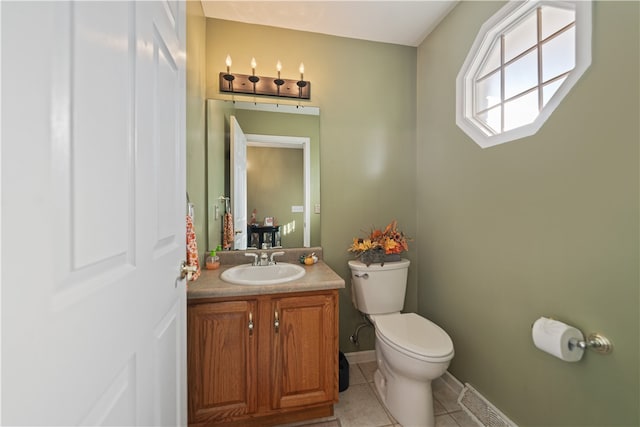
[373,366,435,427]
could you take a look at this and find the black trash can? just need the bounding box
[338,351,349,392]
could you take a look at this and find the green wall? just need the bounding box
[186,0,207,260]
[416,2,639,425]
[204,18,418,352]
[204,99,234,252]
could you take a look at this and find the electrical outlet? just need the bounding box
[314,204,321,214]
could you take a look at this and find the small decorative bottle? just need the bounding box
[205,250,220,270]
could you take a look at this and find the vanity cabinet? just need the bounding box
[188,299,258,422]
[188,290,339,426]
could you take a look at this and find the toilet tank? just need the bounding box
[348,259,410,315]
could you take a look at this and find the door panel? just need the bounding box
[188,301,258,423]
[231,116,248,250]
[271,293,338,409]
[71,2,132,270]
[153,300,182,426]
[49,1,136,308]
[80,358,137,425]
[153,23,181,246]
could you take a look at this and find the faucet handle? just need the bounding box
[270,251,286,264]
[244,252,259,266]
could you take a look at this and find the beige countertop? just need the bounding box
[187,252,345,300]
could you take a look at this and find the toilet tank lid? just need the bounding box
[348,259,410,271]
[375,313,454,359]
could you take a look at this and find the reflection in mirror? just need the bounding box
[243,132,310,249]
[206,100,320,250]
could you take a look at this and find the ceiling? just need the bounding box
[201,1,459,47]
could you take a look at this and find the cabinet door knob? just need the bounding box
[274,311,279,333]
[248,312,254,336]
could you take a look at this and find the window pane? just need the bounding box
[479,40,501,77]
[504,49,538,99]
[541,5,575,39]
[504,90,538,131]
[504,10,537,62]
[458,0,590,147]
[542,76,566,106]
[542,27,575,81]
[477,106,502,135]
[476,71,501,111]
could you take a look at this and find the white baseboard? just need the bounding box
[442,370,464,394]
[343,350,376,364]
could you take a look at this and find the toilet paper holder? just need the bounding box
[568,333,613,354]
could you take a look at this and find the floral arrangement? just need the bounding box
[348,220,410,265]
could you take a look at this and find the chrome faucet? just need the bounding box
[269,251,285,265]
[246,251,284,266]
[245,252,259,266]
[259,252,269,266]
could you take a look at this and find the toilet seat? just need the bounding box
[374,313,454,362]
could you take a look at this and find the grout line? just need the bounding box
[358,365,396,426]
[364,368,399,426]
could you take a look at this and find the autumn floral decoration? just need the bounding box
[348,220,410,265]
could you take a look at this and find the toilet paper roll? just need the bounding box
[532,317,585,362]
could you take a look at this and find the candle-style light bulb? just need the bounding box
[225,54,232,73]
[299,62,305,81]
[250,57,257,75]
[276,60,282,78]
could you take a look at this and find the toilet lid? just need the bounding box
[375,313,454,361]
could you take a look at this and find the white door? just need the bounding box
[230,116,248,250]
[1,2,186,425]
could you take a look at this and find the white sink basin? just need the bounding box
[220,263,306,285]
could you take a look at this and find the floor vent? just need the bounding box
[457,383,517,427]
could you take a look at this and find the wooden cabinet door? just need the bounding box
[188,300,258,424]
[271,291,338,409]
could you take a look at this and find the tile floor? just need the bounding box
[334,360,479,427]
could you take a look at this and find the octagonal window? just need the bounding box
[456,1,592,148]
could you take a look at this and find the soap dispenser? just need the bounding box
[205,250,220,270]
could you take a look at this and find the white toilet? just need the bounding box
[349,259,454,427]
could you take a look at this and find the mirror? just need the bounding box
[207,99,320,250]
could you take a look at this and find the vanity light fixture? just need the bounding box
[219,56,311,100]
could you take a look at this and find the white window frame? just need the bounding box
[456,0,592,149]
